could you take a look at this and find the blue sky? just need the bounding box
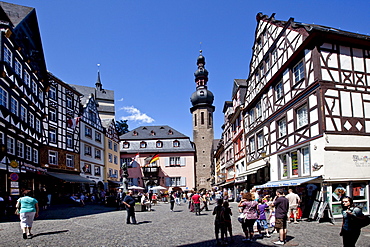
[9,0,370,139]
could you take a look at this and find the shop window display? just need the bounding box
[352,183,368,214]
[332,183,347,216]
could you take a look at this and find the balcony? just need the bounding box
[142,167,159,173]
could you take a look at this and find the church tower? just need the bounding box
[190,50,215,190]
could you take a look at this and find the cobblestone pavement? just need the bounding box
[0,201,370,247]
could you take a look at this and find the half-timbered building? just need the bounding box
[40,73,93,195]
[102,118,120,191]
[244,13,370,217]
[76,93,105,192]
[0,2,48,196]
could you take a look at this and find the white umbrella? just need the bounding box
[128,185,144,190]
[150,185,167,190]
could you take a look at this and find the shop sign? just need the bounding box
[10,188,19,195]
[10,160,18,168]
[10,181,18,187]
[236,176,247,182]
[352,155,370,167]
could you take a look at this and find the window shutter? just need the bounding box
[180,177,186,186]
[165,157,170,167]
[165,177,171,186]
[180,157,186,166]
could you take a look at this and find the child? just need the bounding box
[268,200,276,234]
[212,199,225,245]
[256,198,271,238]
[223,201,233,242]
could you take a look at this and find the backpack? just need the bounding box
[351,207,370,229]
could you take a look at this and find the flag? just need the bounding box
[149,154,159,164]
[132,153,139,161]
[67,117,80,129]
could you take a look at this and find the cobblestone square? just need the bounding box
[1,202,369,247]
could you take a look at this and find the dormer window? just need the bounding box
[123,142,130,149]
[133,131,138,136]
[156,141,163,148]
[151,130,156,136]
[173,140,180,147]
[140,141,147,148]
[168,130,173,135]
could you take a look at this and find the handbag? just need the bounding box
[350,207,370,228]
[357,215,370,228]
[238,213,245,223]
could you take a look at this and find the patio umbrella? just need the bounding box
[128,185,144,190]
[150,185,167,190]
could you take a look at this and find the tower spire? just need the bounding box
[96,63,102,90]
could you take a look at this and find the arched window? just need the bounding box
[173,140,180,147]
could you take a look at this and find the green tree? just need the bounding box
[116,119,129,136]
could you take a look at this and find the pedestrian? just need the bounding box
[191,191,201,215]
[122,190,137,224]
[250,187,259,201]
[223,200,233,242]
[15,189,39,239]
[340,196,363,247]
[200,193,209,211]
[238,192,259,242]
[141,193,151,211]
[169,192,175,212]
[268,201,276,233]
[223,191,228,201]
[152,193,157,206]
[285,189,300,223]
[116,188,124,210]
[271,189,289,245]
[213,199,225,245]
[175,191,181,205]
[256,198,271,238]
[182,192,187,203]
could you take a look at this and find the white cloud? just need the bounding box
[119,106,155,123]
[118,98,124,102]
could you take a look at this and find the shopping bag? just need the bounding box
[289,207,302,219]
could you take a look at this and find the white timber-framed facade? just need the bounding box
[243,13,370,218]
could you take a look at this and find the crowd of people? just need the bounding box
[6,186,368,246]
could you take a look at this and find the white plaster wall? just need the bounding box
[319,134,370,181]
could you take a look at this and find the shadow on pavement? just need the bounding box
[30,230,69,238]
[177,234,276,247]
[1,204,118,223]
[137,220,152,225]
[36,204,117,221]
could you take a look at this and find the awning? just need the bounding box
[47,172,95,184]
[255,176,321,188]
[108,180,122,184]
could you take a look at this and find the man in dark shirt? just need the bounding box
[272,189,289,245]
[116,188,124,210]
[123,190,137,224]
